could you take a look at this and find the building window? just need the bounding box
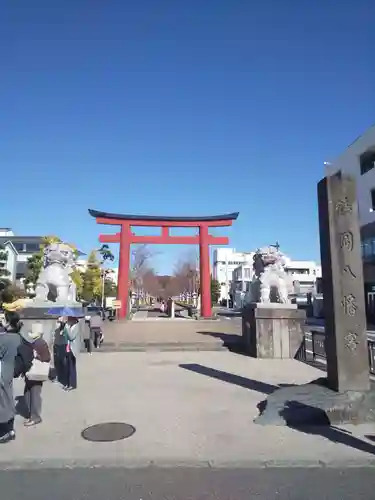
[13,242,25,252]
[244,268,251,279]
[360,149,375,175]
[25,243,40,253]
[371,189,375,211]
[363,241,372,257]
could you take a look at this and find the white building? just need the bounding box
[109,267,118,285]
[212,248,254,302]
[75,258,88,273]
[283,258,322,293]
[0,240,18,284]
[326,124,375,287]
[0,228,44,286]
[327,124,375,228]
[231,264,254,308]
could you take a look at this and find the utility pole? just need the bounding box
[101,268,114,310]
[101,268,106,310]
[225,252,230,308]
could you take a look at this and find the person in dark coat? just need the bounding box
[0,312,22,443]
[89,312,103,349]
[53,317,68,387]
[83,319,92,354]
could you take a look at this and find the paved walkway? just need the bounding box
[4,351,375,468]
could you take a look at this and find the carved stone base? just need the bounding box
[19,303,84,347]
[255,377,375,426]
[242,303,306,358]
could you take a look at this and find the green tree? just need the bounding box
[104,278,117,297]
[97,246,115,305]
[81,250,101,303]
[98,244,115,263]
[70,268,84,298]
[0,284,26,304]
[97,269,118,306]
[210,276,221,304]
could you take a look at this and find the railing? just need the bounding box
[300,326,375,375]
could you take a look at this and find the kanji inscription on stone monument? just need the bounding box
[341,293,358,317]
[340,231,354,251]
[344,331,359,351]
[343,265,356,279]
[335,197,353,215]
[318,172,370,392]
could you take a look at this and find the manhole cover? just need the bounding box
[81,422,136,442]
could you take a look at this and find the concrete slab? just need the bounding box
[4,352,375,468]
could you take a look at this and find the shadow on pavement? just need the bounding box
[197,331,244,353]
[281,401,375,456]
[180,363,280,394]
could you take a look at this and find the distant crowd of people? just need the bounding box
[0,309,104,444]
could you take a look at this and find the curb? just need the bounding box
[2,457,375,470]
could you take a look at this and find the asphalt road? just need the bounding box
[1,467,374,499]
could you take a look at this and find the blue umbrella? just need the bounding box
[46,306,84,317]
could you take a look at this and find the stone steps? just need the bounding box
[95,340,227,353]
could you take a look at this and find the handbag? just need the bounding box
[27,357,50,382]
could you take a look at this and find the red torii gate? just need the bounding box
[88,209,239,319]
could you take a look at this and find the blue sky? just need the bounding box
[1,0,374,274]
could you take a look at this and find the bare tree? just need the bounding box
[142,269,160,297]
[130,244,155,296]
[173,250,199,298]
[163,276,182,299]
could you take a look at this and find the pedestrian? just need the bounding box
[62,316,81,391]
[89,312,103,349]
[0,311,22,443]
[83,319,92,354]
[23,326,51,427]
[52,317,68,387]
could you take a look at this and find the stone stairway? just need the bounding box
[96,318,241,353]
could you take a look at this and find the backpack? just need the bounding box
[14,337,34,378]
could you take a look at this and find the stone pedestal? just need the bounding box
[167,299,175,318]
[19,302,84,349]
[242,303,306,359]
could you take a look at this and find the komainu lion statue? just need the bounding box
[34,243,77,303]
[250,246,291,304]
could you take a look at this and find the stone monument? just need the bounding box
[19,242,84,346]
[242,245,306,358]
[255,173,375,426]
[318,172,370,392]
